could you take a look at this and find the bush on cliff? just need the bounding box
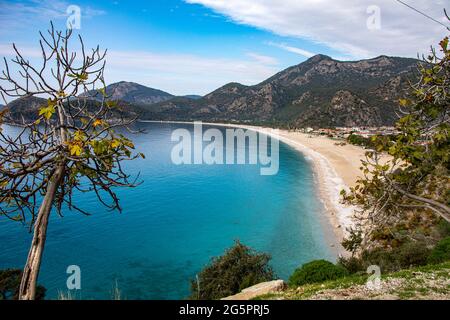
[339,241,431,274]
[347,134,372,147]
[0,269,46,300]
[288,260,349,287]
[190,241,274,300]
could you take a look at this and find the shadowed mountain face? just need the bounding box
[3,55,421,127]
[1,82,171,123]
[3,95,138,123]
[141,55,420,127]
[3,96,47,122]
[183,95,203,100]
[87,81,174,105]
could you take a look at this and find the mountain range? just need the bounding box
[1,54,421,127]
[85,81,174,104]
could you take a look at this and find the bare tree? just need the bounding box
[0,23,142,300]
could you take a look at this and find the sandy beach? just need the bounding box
[275,131,366,188]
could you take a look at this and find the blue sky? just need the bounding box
[0,0,448,96]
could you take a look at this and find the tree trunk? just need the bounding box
[18,165,65,300]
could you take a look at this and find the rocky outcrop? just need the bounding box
[221,280,287,300]
[85,81,174,105]
[3,96,47,122]
[326,90,381,127]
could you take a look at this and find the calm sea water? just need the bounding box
[0,122,336,299]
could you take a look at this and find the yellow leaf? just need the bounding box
[111,140,120,148]
[38,99,57,120]
[73,130,86,142]
[69,143,83,156]
[79,73,88,81]
[93,119,104,127]
[38,105,56,120]
[123,139,135,148]
[399,99,408,107]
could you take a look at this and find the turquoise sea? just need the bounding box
[0,122,336,299]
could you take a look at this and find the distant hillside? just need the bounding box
[3,55,421,127]
[4,96,47,122]
[183,95,202,100]
[141,55,420,127]
[3,96,138,123]
[85,81,174,105]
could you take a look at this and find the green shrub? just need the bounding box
[190,241,274,300]
[428,237,450,264]
[347,134,372,147]
[341,229,363,255]
[288,260,349,287]
[339,241,432,274]
[396,242,431,267]
[437,220,450,238]
[337,256,364,274]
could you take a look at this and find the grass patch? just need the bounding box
[254,261,450,300]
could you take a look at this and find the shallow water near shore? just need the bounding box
[0,122,336,299]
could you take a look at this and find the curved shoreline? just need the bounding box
[140,120,361,254]
[260,129,357,247]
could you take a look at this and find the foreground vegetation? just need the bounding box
[256,261,449,300]
[0,270,45,300]
[189,241,274,300]
[342,34,450,252]
[187,234,449,300]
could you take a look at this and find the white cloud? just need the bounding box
[185,0,449,59]
[245,52,279,65]
[267,42,315,58]
[0,44,43,58]
[0,0,105,33]
[0,44,280,96]
[105,50,280,95]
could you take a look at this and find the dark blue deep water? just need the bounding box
[0,122,336,299]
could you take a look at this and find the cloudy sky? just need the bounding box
[0,0,448,96]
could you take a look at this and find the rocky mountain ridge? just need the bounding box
[2,54,421,128]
